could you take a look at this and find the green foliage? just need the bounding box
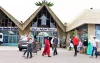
[35,0,54,7]
[70,31,74,37]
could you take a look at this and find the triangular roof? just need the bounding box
[67,9,100,32]
[0,6,23,30]
[23,4,65,32]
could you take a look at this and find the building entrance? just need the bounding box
[35,31,54,48]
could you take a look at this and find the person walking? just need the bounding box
[22,34,29,57]
[26,31,34,58]
[42,36,51,57]
[53,35,58,56]
[72,36,79,57]
[90,36,98,58]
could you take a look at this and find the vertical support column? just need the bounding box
[88,24,95,39]
[66,32,70,47]
[56,24,66,48]
[74,29,79,38]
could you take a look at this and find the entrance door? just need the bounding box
[8,35,18,46]
[37,36,44,48]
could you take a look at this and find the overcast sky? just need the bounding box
[0,0,100,23]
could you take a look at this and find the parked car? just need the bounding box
[18,40,28,51]
[18,39,42,51]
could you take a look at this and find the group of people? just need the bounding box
[22,31,59,58]
[69,36,99,58]
[42,35,59,57]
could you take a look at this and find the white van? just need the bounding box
[0,33,3,44]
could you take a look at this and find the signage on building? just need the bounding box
[0,27,18,30]
[30,27,57,31]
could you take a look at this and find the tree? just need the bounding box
[70,30,74,37]
[35,0,54,7]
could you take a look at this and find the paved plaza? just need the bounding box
[0,46,100,63]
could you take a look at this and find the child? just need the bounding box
[78,40,83,54]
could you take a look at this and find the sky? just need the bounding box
[0,0,100,24]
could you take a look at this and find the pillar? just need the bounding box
[88,24,95,39]
[66,32,70,47]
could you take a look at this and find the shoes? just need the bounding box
[30,57,32,58]
[74,55,77,57]
[48,56,51,57]
[90,56,93,58]
[96,56,97,58]
[22,55,25,57]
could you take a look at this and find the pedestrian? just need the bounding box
[78,40,83,54]
[90,36,98,58]
[83,39,88,54]
[22,34,29,57]
[87,39,92,55]
[53,35,58,56]
[72,36,79,57]
[51,36,54,50]
[42,36,51,57]
[69,38,74,51]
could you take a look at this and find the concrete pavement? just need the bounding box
[0,46,100,63]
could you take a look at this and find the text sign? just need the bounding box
[30,27,57,31]
[0,27,18,30]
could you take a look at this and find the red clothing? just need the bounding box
[42,39,50,56]
[72,37,79,46]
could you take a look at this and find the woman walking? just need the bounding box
[42,36,51,57]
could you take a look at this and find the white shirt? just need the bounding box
[92,39,98,47]
[51,38,54,44]
[70,43,74,47]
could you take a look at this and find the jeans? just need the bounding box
[23,49,27,55]
[27,44,33,58]
[53,47,58,55]
[91,47,98,57]
[74,45,77,56]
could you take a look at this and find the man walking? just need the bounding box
[72,36,79,57]
[90,36,98,58]
[53,35,58,56]
[26,31,34,58]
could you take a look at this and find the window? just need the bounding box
[40,15,47,25]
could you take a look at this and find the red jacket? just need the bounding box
[72,37,79,46]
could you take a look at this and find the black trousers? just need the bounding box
[53,47,58,55]
[74,45,77,56]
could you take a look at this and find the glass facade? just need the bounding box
[95,24,100,47]
[0,28,19,46]
[77,24,88,41]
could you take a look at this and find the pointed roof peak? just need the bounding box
[0,6,23,30]
[23,3,65,32]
